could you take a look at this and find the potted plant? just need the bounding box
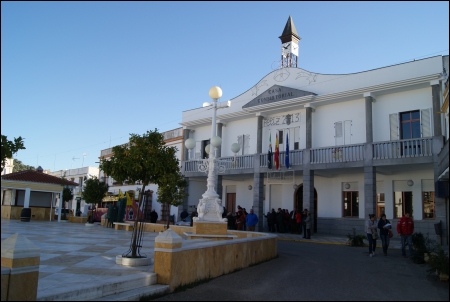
[346,227,366,247]
[427,244,449,282]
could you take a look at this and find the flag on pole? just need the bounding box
[274,133,280,170]
[267,132,273,169]
[285,132,290,169]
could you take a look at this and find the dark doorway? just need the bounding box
[295,185,318,232]
[226,193,236,214]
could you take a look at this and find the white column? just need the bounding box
[58,190,63,222]
[24,188,31,208]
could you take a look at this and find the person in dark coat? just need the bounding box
[269,209,277,232]
[190,208,197,227]
[150,209,158,223]
[276,208,285,233]
[227,212,236,230]
[180,209,189,220]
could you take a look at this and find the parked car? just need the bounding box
[175,215,191,226]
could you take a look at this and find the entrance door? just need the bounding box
[295,185,318,232]
[226,193,236,214]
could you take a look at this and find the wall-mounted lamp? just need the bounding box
[248,185,252,190]
[407,180,414,187]
[293,184,298,190]
[344,183,351,190]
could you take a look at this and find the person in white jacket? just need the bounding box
[366,214,378,257]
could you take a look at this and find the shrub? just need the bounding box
[346,228,366,247]
[427,245,449,277]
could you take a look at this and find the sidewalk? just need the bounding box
[274,230,403,249]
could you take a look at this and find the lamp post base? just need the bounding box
[194,196,226,222]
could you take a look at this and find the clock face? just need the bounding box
[282,42,298,56]
[281,42,291,55]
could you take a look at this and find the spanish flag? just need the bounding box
[274,133,280,170]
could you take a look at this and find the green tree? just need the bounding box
[13,159,36,172]
[1,135,25,172]
[157,159,188,229]
[81,176,109,223]
[62,187,74,220]
[100,129,187,257]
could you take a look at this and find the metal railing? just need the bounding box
[310,144,364,164]
[373,138,433,159]
[183,154,254,173]
[259,150,303,168]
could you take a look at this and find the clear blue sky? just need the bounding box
[1,1,448,172]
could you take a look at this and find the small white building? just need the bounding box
[49,166,100,215]
[180,16,449,243]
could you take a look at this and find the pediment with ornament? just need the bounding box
[242,85,316,109]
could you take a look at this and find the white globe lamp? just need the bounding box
[231,143,240,154]
[211,136,222,148]
[209,86,222,100]
[185,138,195,150]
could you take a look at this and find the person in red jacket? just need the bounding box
[396,212,414,258]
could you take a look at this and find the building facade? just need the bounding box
[180,17,449,244]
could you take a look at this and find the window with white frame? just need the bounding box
[334,120,352,146]
[389,108,432,140]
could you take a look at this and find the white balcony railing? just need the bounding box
[310,144,364,164]
[183,154,254,173]
[373,138,433,159]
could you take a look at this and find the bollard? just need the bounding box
[1,233,40,301]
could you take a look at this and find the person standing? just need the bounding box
[246,209,259,231]
[378,214,391,256]
[190,208,197,227]
[270,209,277,232]
[226,212,236,230]
[302,209,308,238]
[276,208,285,233]
[304,210,311,239]
[396,212,414,258]
[150,209,158,224]
[236,211,245,230]
[295,210,302,235]
[366,214,378,257]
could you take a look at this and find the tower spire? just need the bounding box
[279,16,300,68]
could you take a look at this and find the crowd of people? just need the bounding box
[263,208,311,238]
[366,211,414,258]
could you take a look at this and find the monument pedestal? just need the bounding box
[185,221,237,241]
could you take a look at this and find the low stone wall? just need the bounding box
[68,216,88,223]
[153,230,277,292]
[1,206,52,221]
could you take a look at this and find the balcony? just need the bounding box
[182,138,434,176]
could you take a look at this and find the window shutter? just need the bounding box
[420,108,432,138]
[344,120,352,145]
[244,134,250,155]
[335,122,343,146]
[389,113,399,140]
[238,135,243,155]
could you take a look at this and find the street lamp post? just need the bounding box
[185,86,237,223]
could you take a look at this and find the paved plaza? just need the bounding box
[0,218,424,301]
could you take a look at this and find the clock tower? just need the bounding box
[279,16,301,68]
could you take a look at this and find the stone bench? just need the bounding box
[113,222,134,231]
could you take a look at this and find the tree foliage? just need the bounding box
[1,135,25,172]
[81,176,109,207]
[99,129,187,257]
[13,159,36,172]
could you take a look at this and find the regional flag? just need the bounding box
[268,133,273,169]
[274,133,280,170]
[285,132,290,169]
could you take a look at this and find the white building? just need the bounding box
[49,166,100,215]
[1,158,14,175]
[98,127,185,222]
[180,16,449,243]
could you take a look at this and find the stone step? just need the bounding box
[37,272,158,301]
[93,284,170,301]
